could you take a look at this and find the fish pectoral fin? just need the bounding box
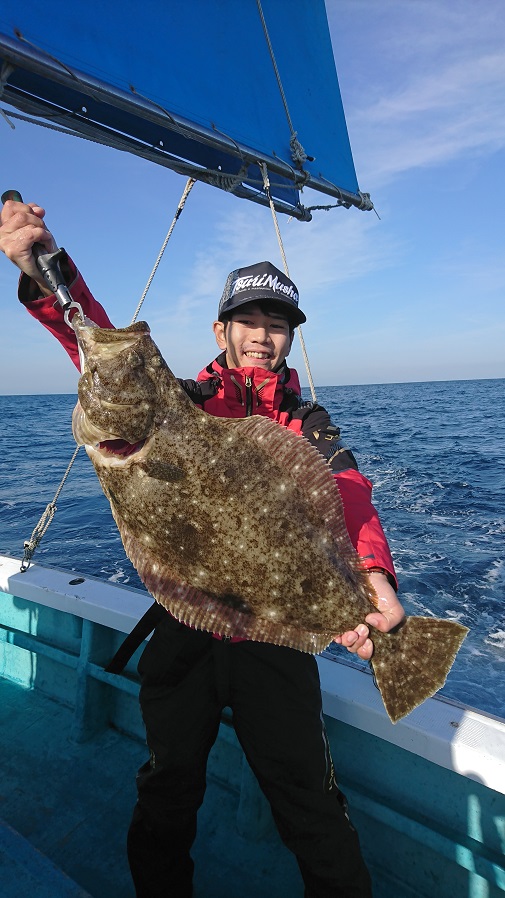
[371,616,469,723]
[138,459,186,482]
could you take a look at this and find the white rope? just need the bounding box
[130,177,196,324]
[20,446,81,571]
[259,163,317,403]
[0,107,15,129]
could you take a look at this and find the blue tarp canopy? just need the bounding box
[0,0,372,220]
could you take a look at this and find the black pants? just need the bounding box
[127,615,372,898]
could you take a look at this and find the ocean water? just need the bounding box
[0,379,504,719]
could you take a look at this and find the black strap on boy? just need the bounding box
[104,602,168,674]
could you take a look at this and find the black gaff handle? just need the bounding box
[1,189,72,309]
[1,190,23,203]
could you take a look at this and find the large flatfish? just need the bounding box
[71,318,468,723]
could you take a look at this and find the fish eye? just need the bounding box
[127,350,144,368]
[151,355,163,368]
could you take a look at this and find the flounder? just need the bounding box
[71,318,468,723]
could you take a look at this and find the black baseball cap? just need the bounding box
[218,261,306,326]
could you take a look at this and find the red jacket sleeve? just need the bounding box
[18,257,114,370]
[291,402,398,590]
[335,468,398,590]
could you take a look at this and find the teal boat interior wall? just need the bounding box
[1,591,504,898]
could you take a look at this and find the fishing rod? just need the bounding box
[1,189,74,314]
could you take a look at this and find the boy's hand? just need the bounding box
[333,571,405,661]
[0,199,57,295]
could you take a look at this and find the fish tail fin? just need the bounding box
[371,616,469,723]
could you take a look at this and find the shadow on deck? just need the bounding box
[0,678,302,898]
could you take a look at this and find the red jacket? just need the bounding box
[19,260,397,589]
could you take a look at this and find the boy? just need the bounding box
[0,199,404,898]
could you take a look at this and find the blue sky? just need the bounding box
[1,0,504,393]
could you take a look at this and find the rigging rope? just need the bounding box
[255,0,309,171]
[306,198,379,218]
[1,107,311,222]
[0,62,16,129]
[130,177,196,324]
[20,446,81,571]
[259,163,317,404]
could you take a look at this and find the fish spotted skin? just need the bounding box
[72,319,468,723]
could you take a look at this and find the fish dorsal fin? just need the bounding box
[224,414,360,569]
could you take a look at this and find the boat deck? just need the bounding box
[0,677,302,898]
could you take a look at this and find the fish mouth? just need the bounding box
[97,438,146,458]
[88,435,153,467]
[72,400,153,459]
[73,400,152,465]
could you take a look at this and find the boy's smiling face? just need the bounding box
[213,301,294,371]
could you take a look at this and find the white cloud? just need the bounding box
[328,1,505,182]
[157,198,400,326]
